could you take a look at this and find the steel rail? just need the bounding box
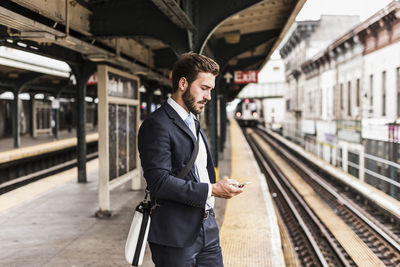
[255,127,400,266]
[246,130,347,266]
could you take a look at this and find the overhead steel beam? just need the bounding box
[151,0,195,31]
[90,0,189,55]
[0,6,170,86]
[194,0,262,53]
[8,0,156,64]
[214,29,280,68]
[153,47,177,68]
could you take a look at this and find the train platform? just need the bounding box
[220,119,284,266]
[0,119,284,266]
[0,128,97,153]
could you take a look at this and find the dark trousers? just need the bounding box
[149,214,223,267]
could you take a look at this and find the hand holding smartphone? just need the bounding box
[236,182,252,188]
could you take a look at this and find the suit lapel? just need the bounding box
[162,102,215,183]
[162,103,196,145]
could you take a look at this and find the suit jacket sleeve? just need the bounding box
[138,116,208,208]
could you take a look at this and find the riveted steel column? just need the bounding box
[29,93,35,137]
[146,86,153,118]
[71,61,96,183]
[53,89,64,140]
[209,82,219,166]
[54,104,60,140]
[77,73,87,182]
[12,90,20,148]
[219,94,227,153]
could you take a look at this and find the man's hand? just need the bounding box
[212,177,243,199]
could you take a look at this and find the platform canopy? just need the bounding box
[0,0,305,99]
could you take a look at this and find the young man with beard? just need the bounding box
[138,52,243,266]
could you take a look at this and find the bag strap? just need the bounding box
[144,119,200,213]
[177,119,200,178]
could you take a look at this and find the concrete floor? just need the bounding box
[0,125,231,267]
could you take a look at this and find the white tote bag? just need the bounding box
[125,197,151,266]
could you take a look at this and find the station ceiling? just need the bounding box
[0,0,305,100]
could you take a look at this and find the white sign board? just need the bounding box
[97,65,141,212]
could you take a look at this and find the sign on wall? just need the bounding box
[337,120,361,144]
[97,65,140,213]
[234,70,258,84]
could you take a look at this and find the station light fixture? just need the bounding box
[153,89,162,96]
[228,58,238,66]
[18,93,30,100]
[224,30,241,44]
[0,46,71,78]
[85,53,109,62]
[0,91,14,100]
[139,85,146,93]
[34,93,44,99]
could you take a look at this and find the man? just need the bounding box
[138,52,243,267]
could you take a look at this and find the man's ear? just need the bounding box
[178,77,187,91]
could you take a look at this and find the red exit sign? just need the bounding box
[234,70,258,84]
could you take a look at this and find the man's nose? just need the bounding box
[204,90,211,101]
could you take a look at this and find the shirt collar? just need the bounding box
[167,97,195,121]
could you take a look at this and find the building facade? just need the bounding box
[279,1,400,200]
[280,15,360,146]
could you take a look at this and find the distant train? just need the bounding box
[235,98,264,127]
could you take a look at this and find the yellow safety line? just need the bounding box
[220,120,284,267]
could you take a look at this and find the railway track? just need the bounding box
[244,127,400,266]
[0,141,98,194]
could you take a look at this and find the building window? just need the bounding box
[382,71,386,116]
[397,67,400,117]
[340,83,344,110]
[369,74,373,107]
[348,151,359,178]
[348,81,351,116]
[356,78,360,107]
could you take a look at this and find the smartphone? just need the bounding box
[237,182,252,188]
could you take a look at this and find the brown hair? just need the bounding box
[172,52,220,92]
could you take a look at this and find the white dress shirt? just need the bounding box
[167,97,214,210]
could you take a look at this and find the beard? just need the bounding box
[182,86,207,115]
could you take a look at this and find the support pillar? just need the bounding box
[54,104,60,139]
[12,73,42,145]
[209,82,218,166]
[29,93,35,137]
[219,94,227,153]
[146,87,153,118]
[70,61,97,183]
[12,90,20,148]
[53,89,64,140]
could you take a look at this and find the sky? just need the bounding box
[296,0,394,21]
[269,0,394,60]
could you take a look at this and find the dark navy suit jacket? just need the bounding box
[138,102,216,248]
